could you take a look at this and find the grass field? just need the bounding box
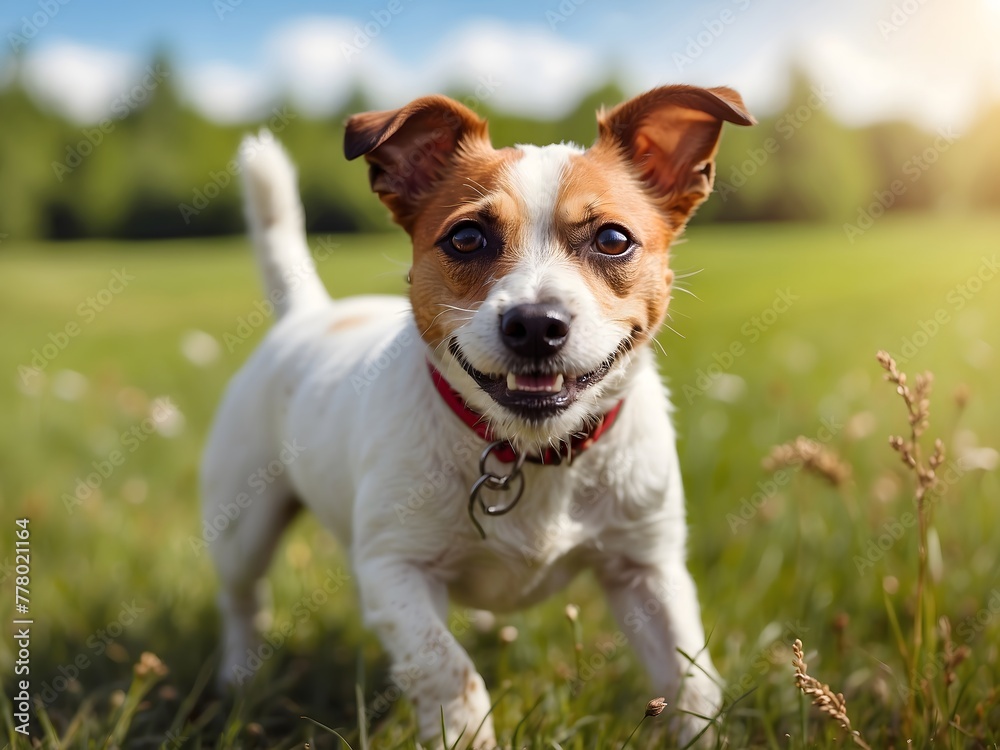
[1,216,999,749]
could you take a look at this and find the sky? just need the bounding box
[3,0,1000,131]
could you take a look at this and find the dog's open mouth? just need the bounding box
[448,340,622,419]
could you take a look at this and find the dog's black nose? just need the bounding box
[500,303,571,358]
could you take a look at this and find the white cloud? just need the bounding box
[179,61,273,124]
[418,21,604,118]
[787,0,1000,129]
[258,17,605,120]
[14,3,1000,128]
[21,40,136,123]
[266,16,360,118]
[614,0,1000,129]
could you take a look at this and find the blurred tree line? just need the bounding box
[1,58,998,241]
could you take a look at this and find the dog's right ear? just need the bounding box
[344,96,490,231]
[596,86,754,228]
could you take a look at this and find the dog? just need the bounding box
[202,84,753,748]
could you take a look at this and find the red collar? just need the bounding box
[427,362,623,465]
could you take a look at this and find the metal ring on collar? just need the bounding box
[478,440,527,478]
[468,441,527,539]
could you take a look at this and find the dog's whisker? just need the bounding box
[435,303,481,314]
[427,307,474,330]
[672,267,703,281]
[585,190,612,212]
[378,253,412,270]
[666,308,692,322]
[464,177,491,197]
[441,197,485,209]
[661,323,685,340]
[459,180,488,200]
[672,285,700,300]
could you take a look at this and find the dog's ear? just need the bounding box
[344,96,490,231]
[597,85,754,226]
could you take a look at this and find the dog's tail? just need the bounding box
[239,130,328,318]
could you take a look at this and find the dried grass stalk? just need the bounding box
[792,639,871,749]
[763,435,852,487]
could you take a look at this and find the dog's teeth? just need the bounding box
[506,373,566,393]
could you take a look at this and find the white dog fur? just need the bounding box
[203,88,753,748]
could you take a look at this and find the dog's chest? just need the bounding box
[442,522,592,612]
[430,456,638,612]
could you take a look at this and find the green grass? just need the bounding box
[1,216,999,748]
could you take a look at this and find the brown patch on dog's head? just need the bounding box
[546,85,755,341]
[344,88,753,354]
[345,96,521,348]
[551,147,679,346]
[405,145,524,347]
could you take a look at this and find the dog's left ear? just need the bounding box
[597,85,754,225]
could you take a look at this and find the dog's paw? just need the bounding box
[672,674,723,748]
[415,671,496,750]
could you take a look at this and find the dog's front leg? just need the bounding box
[599,556,723,746]
[356,556,495,749]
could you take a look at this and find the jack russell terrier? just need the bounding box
[202,85,753,748]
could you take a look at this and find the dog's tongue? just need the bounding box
[506,373,565,393]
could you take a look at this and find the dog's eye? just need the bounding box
[449,224,486,253]
[594,226,633,256]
